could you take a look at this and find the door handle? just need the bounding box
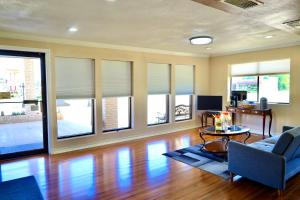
[23,100,39,105]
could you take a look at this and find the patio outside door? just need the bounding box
[0,50,48,159]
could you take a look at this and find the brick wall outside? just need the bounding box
[103,98,119,130]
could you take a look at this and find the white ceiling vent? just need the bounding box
[220,0,263,9]
[283,19,300,30]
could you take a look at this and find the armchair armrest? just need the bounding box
[228,141,286,189]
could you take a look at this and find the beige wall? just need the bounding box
[0,37,210,154]
[210,46,300,134]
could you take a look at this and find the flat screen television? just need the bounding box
[197,96,223,111]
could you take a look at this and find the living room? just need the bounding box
[0,0,300,199]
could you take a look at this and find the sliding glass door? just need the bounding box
[0,50,48,159]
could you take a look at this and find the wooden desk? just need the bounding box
[226,106,272,139]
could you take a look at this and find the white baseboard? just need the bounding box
[51,125,200,154]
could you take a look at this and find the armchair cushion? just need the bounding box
[248,141,274,152]
[263,135,280,144]
[272,127,300,161]
[272,130,294,156]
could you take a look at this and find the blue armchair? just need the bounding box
[228,126,300,193]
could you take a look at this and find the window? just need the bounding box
[175,95,192,121]
[102,97,131,132]
[56,99,94,138]
[231,76,258,102]
[147,63,170,126]
[175,65,194,121]
[102,60,132,132]
[55,57,95,138]
[259,74,290,103]
[230,59,290,104]
[147,95,169,125]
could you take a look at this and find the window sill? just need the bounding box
[57,132,95,141]
[226,101,290,107]
[267,103,290,107]
[102,127,133,134]
[147,122,170,128]
[175,118,193,123]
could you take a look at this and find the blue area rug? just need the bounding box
[163,144,230,179]
[0,176,43,200]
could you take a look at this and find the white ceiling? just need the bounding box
[0,0,300,56]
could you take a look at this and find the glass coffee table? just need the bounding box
[199,125,251,154]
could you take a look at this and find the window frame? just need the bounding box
[258,73,290,104]
[102,96,132,133]
[56,98,96,140]
[230,72,290,104]
[175,94,193,122]
[147,94,170,126]
[230,75,259,102]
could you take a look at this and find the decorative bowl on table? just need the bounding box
[240,104,256,109]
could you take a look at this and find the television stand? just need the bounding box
[201,110,221,127]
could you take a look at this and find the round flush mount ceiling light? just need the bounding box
[189,36,213,45]
[68,27,78,32]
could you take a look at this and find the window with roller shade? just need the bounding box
[147,63,170,125]
[101,60,132,132]
[175,65,194,121]
[231,59,290,103]
[55,57,95,139]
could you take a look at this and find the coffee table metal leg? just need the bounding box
[199,132,206,144]
[199,132,206,151]
[244,132,251,144]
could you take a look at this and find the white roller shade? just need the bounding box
[102,60,132,97]
[148,63,170,94]
[175,65,194,95]
[55,57,95,99]
[231,62,258,76]
[258,59,290,74]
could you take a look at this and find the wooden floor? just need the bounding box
[1,129,300,200]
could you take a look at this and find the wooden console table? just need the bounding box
[226,106,272,139]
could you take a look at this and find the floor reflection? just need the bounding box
[175,135,191,149]
[146,141,169,183]
[116,147,132,190]
[0,157,46,182]
[58,155,96,199]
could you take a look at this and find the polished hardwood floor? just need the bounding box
[1,128,300,200]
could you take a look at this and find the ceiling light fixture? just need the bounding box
[189,36,213,45]
[68,27,78,32]
[264,35,273,39]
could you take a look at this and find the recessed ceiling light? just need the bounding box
[68,27,78,32]
[106,0,116,2]
[264,35,273,39]
[206,47,212,50]
[189,36,213,45]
